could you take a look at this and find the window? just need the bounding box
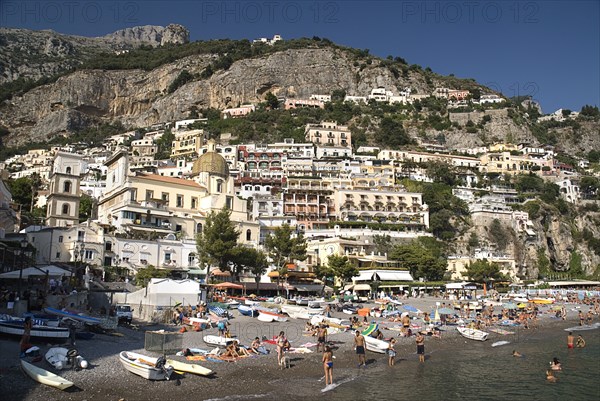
[191,197,197,209]
[56,252,61,259]
[105,242,112,251]
[146,190,154,200]
[161,192,169,203]
[176,194,183,208]
[58,236,63,243]
[62,204,70,215]
[85,250,94,260]
[226,196,233,209]
[196,223,203,233]
[175,224,182,232]
[217,181,223,193]
[66,167,72,174]
[188,253,196,266]
[164,253,172,262]
[246,229,252,241]
[78,231,84,241]
[63,181,72,193]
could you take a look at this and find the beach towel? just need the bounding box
[300,342,318,348]
[288,347,313,354]
[206,357,225,363]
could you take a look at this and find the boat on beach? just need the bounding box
[203,335,239,347]
[281,304,322,320]
[457,326,489,341]
[166,359,213,376]
[45,347,89,370]
[237,304,258,317]
[0,315,70,340]
[257,310,288,322]
[529,297,555,305]
[119,351,173,380]
[363,335,390,354]
[43,307,102,325]
[21,359,74,390]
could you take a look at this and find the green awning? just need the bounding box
[187,269,206,275]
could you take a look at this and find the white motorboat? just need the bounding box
[45,347,88,370]
[364,335,390,354]
[119,351,173,380]
[257,310,288,322]
[457,326,489,341]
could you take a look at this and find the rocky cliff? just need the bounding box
[0,24,189,85]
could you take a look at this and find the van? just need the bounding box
[115,304,133,324]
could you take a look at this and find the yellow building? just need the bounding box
[171,129,204,158]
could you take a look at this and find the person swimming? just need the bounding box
[550,357,562,371]
[512,350,523,357]
[576,335,586,348]
[546,369,558,382]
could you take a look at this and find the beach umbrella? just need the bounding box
[438,307,455,315]
[403,305,418,312]
[503,303,517,310]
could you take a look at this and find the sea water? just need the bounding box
[326,325,600,401]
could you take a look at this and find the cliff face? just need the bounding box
[0,24,189,85]
[0,48,439,145]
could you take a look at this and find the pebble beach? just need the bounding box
[1,296,598,401]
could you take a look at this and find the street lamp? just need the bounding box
[16,238,29,299]
[72,243,85,288]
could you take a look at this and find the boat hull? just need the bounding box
[166,359,212,376]
[364,336,389,354]
[203,335,239,347]
[237,305,258,317]
[0,319,69,340]
[257,311,288,322]
[119,351,172,380]
[44,307,102,325]
[457,327,488,341]
[21,359,74,390]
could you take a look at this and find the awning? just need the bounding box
[212,282,244,290]
[211,269,231,276]
[374,271,414,281]
[354,271,375,281]
[186,269,205,275]
[343,284,355,291]
[354,284,372,291]
[0,265,71,279]
[294,284,326,292]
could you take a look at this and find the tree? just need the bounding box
[331,89,346,102]
[135,265,169,286]
[265,92,279,109]
[463,259,503,283]
[373,234,393,255]
[467,232,480,251]
[79,194,94,221]
[264,224,307,294]
[7,176,39,212]
[196,208,240,283]
[389,240,447,281]
[154,129,175,160]
[314,263,335,292]
[327,255,358,284]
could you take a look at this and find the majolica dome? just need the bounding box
[191,140,229,177]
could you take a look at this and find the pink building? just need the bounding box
[221,105,256,119]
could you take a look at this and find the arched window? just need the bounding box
[216,180,223,193]
[246,229,252,241]
[66,167,72,174]
[62,204,70,215]
[63,181,72,193]
[196,223,203,233]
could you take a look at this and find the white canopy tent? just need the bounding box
[374,271,414,281]
[0,265,71,279]
[118,278,201,307]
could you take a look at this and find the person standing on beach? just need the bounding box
[578,311,584,326]
[388,338,397,366]
[276,331,287,367]
[567,332,574,349]
[316,325,328,352]
[322,345,333,386]
[354,330,366,367]
[416,332,425,363]
[19,316,33,357]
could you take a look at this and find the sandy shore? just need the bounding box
[0,297,592,401]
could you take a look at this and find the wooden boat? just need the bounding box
[457,326,489,341]
[0,316,69,340]
[119,351,173,380]
[21,359,74,390]
[237,304,258,317]
[203,335,239,347]
[45,347,88,370]
[364,335,390,354]
[257,310,288,322]
[44,307,102,325]
[166,359,213,376]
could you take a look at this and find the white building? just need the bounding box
[46,152,84,227]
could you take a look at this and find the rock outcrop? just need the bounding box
[102,24,189,47]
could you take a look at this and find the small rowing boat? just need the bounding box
[119,351,173,380]
[0,315,70,340]
[203,335,239,347]
[43,307,102,325]
[363,335,389,354]
[457,326,489,341]
[21,359,74,390]
[237,304,258,317]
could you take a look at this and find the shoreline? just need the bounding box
[1,297,597,401]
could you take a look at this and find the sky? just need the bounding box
[1,0,598,113]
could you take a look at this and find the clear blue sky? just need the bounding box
[2,0,598,113]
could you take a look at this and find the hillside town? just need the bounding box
[1,82,598,321]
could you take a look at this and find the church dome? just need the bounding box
[192,141,229,177]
